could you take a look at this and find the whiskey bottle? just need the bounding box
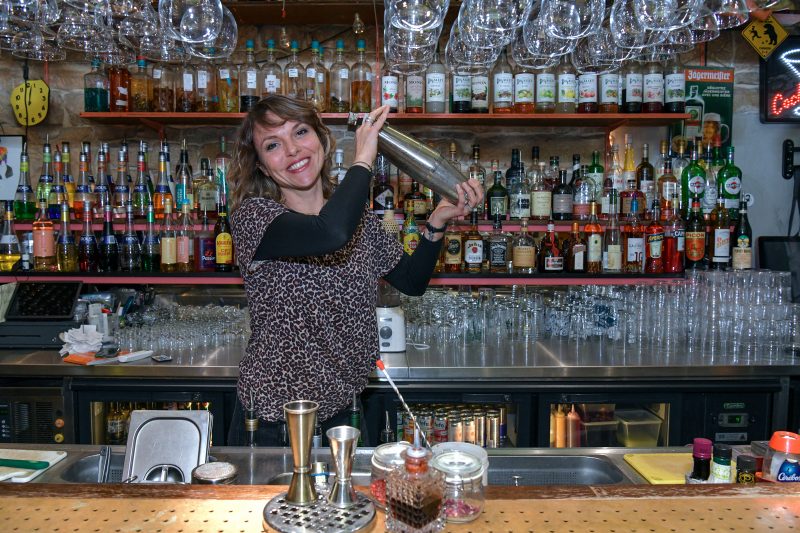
[685,200,706,269]
[565,222,587,273]
[488,214,510,273]
[443,220,463,273]
[731,200,752,270]
[404,180,427,221]
[512,218,537,274]
[622,197,644,273]
[486,170,508,221]
[585,202,603,274]
[530,160,552,221]
[56,202,78,273]
[539,221,564,273]
[620,178,645,218]
[708,189,730,270]
[552,170,573,221]
[464,209,484,273]
[645,201,665,273]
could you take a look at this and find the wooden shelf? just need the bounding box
[80,112,689,130]
[15,222,211,232]
[0,272,242,285]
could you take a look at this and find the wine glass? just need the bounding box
[158,0,223,43]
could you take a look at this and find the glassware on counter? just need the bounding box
[429,450,485,523]
[370,441,412,510]
[386,434,445,533]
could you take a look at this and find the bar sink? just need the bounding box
[488,455,625,485]
[60,453,125,483]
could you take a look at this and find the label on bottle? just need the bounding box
[558,73,577,103]
[674,228,685,252]
[381,75,399,108]
[181,73,193,91]
[643,73,664,103]
[215,232,233,264]
[118,87,128,96]
[572,201,590,218]
[647,231,664,258]
[198,189,218,212]
[688,175,705,195]
[732,243,752,270]
[219,68,232,80]
[724,177,741,206]
[513,245,535,268]
[152,68,162,80]
[713,228,731,262]
[626,237,644,264]
[403,230,419,254]
[471,76,489,110]
[685,230,705,261]
[702,184,718,213]
[661,181,678,204]
[33,228,54,259]
[197,236,216,270]
[544,255,564,271]
[373,188,393,215]
[514,73,535,103]
[246,70,258,89]
[366,72,373,82]
[640,179,655,210]
[553,193,573,215]
[531,191,552,218]
[334,68,347,80]
[445,235,462,265]
[578,73,597,103]
[572,245,585,270]
[197,70,209,89]
[599,73,618,104]
[265,74,280,93]
[709,462,732,483]
[617,74,624,106]
[286,68,299,78]
[176,235,190,263]
[588,234,602,262]
[510,193,531,219]
[625,73,643,103]
[161,236,177,264]
[605,244,622,271]
[306,67,316,79]
[0,233,19,245]
[426,73,446,102]
[406,198,427,217]
[586,172,603,201]
[489,240,507,268]
[406,76,424,108]
[489,197,507,218]
[464,239,483,265]
[536,73,556,104]
[493,72,514,105]
[452,75,471,103]
[665,73,685,103]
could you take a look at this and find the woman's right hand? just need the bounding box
[352,105,391,167]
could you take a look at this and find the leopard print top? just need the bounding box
[231,196,405,422]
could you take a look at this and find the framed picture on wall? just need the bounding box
[0,135,24,201]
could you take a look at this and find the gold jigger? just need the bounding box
[283,400,319,505]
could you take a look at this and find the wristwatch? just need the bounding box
[425,222,447,234]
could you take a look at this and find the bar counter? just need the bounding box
[1,480,798,532]
[0,339,798,379]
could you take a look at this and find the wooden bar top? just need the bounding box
[0,482,798,532]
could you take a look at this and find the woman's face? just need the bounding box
[252,114,325,195]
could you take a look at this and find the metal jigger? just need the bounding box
[347,114,467,204]
[284,400,319,506]
[326,425,360,508]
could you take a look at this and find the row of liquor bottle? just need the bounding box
[84,37,688,116]
[11,137,231,223]
[371,138,743,228]
[0,198,234,274]
[389,193,753,275]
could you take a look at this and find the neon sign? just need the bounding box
[771,82,800,116]
[760,37,800,123]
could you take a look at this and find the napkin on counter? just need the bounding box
[59,324,104,356]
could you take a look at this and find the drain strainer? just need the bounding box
[263,491,375,533]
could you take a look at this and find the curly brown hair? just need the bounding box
[228,95,336,213]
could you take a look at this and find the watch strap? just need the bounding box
[425,222,447,234]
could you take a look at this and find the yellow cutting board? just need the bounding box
[624,453,693,484]
[0,449,67,483]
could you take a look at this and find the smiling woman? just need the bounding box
[226,95,484,446]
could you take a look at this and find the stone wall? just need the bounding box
[0,26,794,246]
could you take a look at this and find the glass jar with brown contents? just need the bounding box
[151,63,175,112]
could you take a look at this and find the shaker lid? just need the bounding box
[430,450,483,484]
[693,438,713,459]
[769,431,800,454]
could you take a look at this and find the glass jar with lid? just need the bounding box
[370,440,411,509]
[430,450,485,523]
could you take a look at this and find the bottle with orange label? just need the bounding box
[685,200,706,269]
[214,194,233,272]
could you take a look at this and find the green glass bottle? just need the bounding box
[716,146,742,221]
[485,170,508,221]
[680,144,705,219]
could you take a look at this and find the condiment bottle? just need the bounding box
[736,455,757,485]
[566,405,582,448]
[690,437,712,481]
[555,407,566,448]
[709,443,732,483]
[386,430,445,533]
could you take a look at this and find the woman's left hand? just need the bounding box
[427,178,485,228]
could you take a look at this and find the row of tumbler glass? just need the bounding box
[402,270,797,363]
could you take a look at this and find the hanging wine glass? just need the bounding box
[158,0,223,44]
[185,5,236,59]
